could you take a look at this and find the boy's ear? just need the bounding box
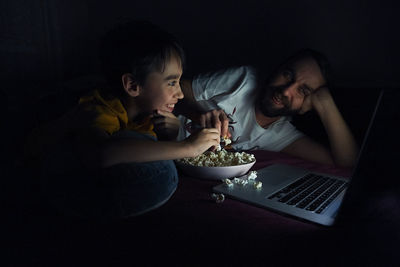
[122,73,141,97]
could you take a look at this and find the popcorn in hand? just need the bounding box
[216,144,222,151]
[222,136,232,146]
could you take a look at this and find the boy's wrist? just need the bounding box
[179,139,195,158]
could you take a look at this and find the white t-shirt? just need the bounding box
[177,66,304,151]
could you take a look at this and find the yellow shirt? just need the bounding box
[24,89,157,168]
[78,89,156,137]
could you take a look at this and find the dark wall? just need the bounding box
[2,0,399,89]
[1,0,398,156]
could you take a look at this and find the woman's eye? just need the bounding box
[168,81,176,86]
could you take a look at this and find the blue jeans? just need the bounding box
[40,131,178,220]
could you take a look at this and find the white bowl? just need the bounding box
[175,160,256,180]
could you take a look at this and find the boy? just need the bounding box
[33,20,220,219]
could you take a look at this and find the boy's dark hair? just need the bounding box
[99,20,185,88]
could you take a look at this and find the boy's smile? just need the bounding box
[139,54,184,114]
[166,103,176,112]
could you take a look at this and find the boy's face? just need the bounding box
[258,56,326,117]
[139,55,184,113]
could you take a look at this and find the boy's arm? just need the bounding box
[77,127,220,168]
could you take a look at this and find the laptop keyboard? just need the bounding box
[267,173,348,214]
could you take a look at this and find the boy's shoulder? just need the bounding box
[79,89,125,113]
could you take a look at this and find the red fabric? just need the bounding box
[115,150,356,264]
[19,150,397,266]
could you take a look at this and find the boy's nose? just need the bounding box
[175,85,184,99]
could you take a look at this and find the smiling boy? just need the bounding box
[34,20,220,219]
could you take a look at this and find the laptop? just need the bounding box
[213,88,399,226]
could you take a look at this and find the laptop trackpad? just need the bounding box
[258,164,309,186]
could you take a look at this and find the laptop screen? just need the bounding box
[336,88,400,223]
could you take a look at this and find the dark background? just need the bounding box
[2,0,400,86]
[2,0,400,87]
[2,1,400,266]
[2,0,399,152]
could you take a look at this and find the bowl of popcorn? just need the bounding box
[175,148,256,180]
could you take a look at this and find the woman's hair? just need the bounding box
[99,20,185,88]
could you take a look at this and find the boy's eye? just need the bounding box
[168,81,177,86]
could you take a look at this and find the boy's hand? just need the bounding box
[198,109,231,138]
[184,128,220,157]
[151,110,181,141]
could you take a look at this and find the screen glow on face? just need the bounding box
[258,57,325,117]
